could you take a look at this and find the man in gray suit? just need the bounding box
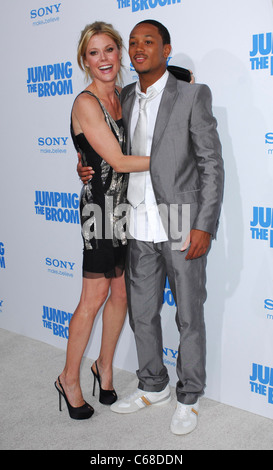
[109,20,224,435]
[78,20,224,434]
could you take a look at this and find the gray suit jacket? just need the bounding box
[121,72,224,239]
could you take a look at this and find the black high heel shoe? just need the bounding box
[91,361,117,405]
[54,376,94,420]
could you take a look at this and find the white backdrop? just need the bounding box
[1,0,273,420]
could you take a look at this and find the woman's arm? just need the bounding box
[72,93,150,173]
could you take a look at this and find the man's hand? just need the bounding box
[77,153,94,184]
[181,229,211,260]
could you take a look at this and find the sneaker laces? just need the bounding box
[123,388,143,403]
[176,403,192,418]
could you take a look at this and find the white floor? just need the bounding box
[1,328,273,451]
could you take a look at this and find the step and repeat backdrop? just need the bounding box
[1,0,273,420]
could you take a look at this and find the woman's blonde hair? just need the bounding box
[77,21,124,83]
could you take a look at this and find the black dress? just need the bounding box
[71,90,128,278]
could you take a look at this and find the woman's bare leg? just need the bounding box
[58,276,111,407]
[92,273,127,390]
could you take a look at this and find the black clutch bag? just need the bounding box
[167,65,191,82]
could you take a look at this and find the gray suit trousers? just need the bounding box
[125,238,207,405]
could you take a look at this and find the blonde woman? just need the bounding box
[55,22,149,419]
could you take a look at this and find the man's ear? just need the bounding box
[163,44,172,59]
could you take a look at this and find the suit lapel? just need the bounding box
[151,73,178,154]
[121,74,178,155]
[121,85,136,153]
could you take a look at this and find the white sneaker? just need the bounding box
[110,384,171,414]
[170,400,199,435]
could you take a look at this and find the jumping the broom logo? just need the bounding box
[250,206,273,247]
[0,242,5,269]
[42,305,73,339]
[27,61,73,97]
[249,33,273,76]
[116,0,182,13]
[34,191,79,224]
[250,363,273,404]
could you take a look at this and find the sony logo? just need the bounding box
[30,4,61,19]
[163,347,178,360]
[265,132,273,144]
[45,257,75,270]
[38,137,69,146]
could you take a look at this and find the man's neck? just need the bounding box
[138,68,167,93]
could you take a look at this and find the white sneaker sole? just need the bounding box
[170,403,199,435]
[170,421,197,435]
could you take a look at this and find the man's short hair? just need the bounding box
[135,19,171,45]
